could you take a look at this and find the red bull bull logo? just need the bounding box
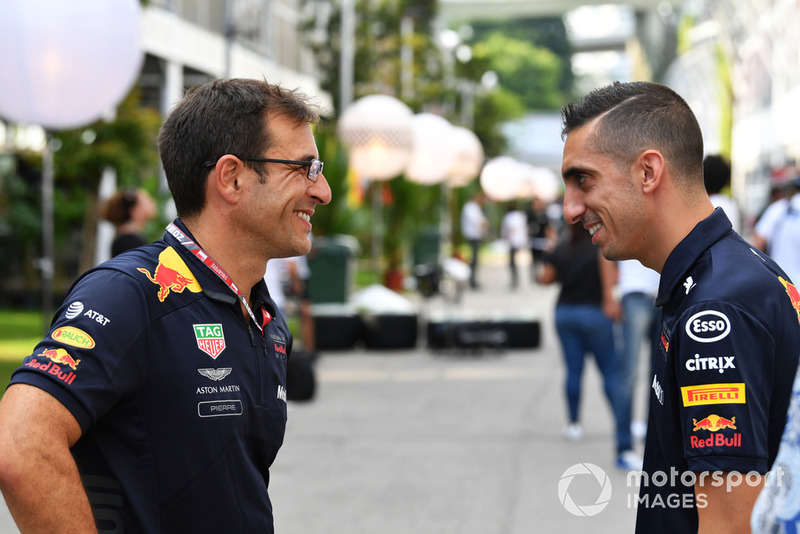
[138,247,202,302]
[690,414,742,449]
[779,276,800,325]
[40,347,81,370]
[25,348,80,385]
[692,414,737,431]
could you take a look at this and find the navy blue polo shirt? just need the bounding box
[634,208,800,533]
[9,219,292,533]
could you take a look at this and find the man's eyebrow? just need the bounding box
[562,166,584,180]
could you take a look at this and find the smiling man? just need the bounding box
[560,81,800,534]
[0,79,331,532]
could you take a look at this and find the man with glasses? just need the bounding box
[0,78,331,532]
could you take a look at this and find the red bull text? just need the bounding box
[27,348,80,385]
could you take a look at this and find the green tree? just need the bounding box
[52,85,162,278]
[468,16,574,96]
[0,85,162,302]
[471,33,565,111]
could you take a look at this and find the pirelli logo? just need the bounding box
[681,383,746,407]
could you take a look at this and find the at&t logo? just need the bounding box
[558,463,612,517]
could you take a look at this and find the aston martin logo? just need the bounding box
[197,368,233,381]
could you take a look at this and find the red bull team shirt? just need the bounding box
[635,208,800,533]
[8,219,292,533]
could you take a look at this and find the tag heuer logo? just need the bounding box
[193,324,226,359]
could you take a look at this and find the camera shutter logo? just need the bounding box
[558,463,612,517]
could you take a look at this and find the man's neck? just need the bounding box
[181,217,264,304]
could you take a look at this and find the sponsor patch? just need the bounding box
[193,324,226,359]
[198,368,232,381]
[681,383,746,406]
[691,414,737,432]
[690,414,741,449]
[38,347,81,370]
[685,310,731,343]
[652,375,664,405]
[659,322,670,358]
[685,354,736,374]
[683,276,697,295]
[24,357,77,386]
[83,309,111,326]
[51,327,95,349]
[138,247,202,302]
[198,400,243,417]
[690,433,742,449]
[780,276,800,324]
[65,301,84,320]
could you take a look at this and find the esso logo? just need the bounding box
[685,310,731,343]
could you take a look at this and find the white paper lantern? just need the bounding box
[405,113,457,185]
[447,126,484,187]
[531,167,562,203]
[0,0,143,130]
[479,156,526,202]
[338,95,414,181]
[514,163,538,199]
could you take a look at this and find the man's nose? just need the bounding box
[310,173,332,205]
[561,186,584,225]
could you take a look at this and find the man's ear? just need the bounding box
[211,155,244,204]
[640,150,665,194]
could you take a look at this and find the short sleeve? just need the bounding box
[10,267,151,431]
[672,302,774,474]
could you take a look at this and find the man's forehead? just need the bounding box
[562,128,597,171]
[269,118,317,153]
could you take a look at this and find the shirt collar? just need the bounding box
[656,207,733,307]
[162,219,271,310]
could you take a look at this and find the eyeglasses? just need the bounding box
[204,156,324,182]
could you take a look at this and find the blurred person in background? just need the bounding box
[100,186,158,256]
[526,196,554,282]
[614,260,661,459]
[265,255,317,402]
[538,223,640,469]
[500,202,528,289]
[460,190,488,290]
[265,255,315,353]
[703,154,741,233]
[752,175,800,284]
[561,80,800,534]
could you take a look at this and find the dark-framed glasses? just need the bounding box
[204,156,323,182]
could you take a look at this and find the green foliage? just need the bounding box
[0,310,41,392]
[472,33,565,111]
[301,0,445,114]
[53,86,162,190]
[468,17,574,95]
[471,87,525,158]
[297,0,572,277]
[382,175,442,268]
[0,85,163,298]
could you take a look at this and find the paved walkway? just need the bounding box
[1,250,651,533]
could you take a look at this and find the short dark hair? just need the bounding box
[561,81,704,182]
[157,78,320,218]
[702,155,731,194]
